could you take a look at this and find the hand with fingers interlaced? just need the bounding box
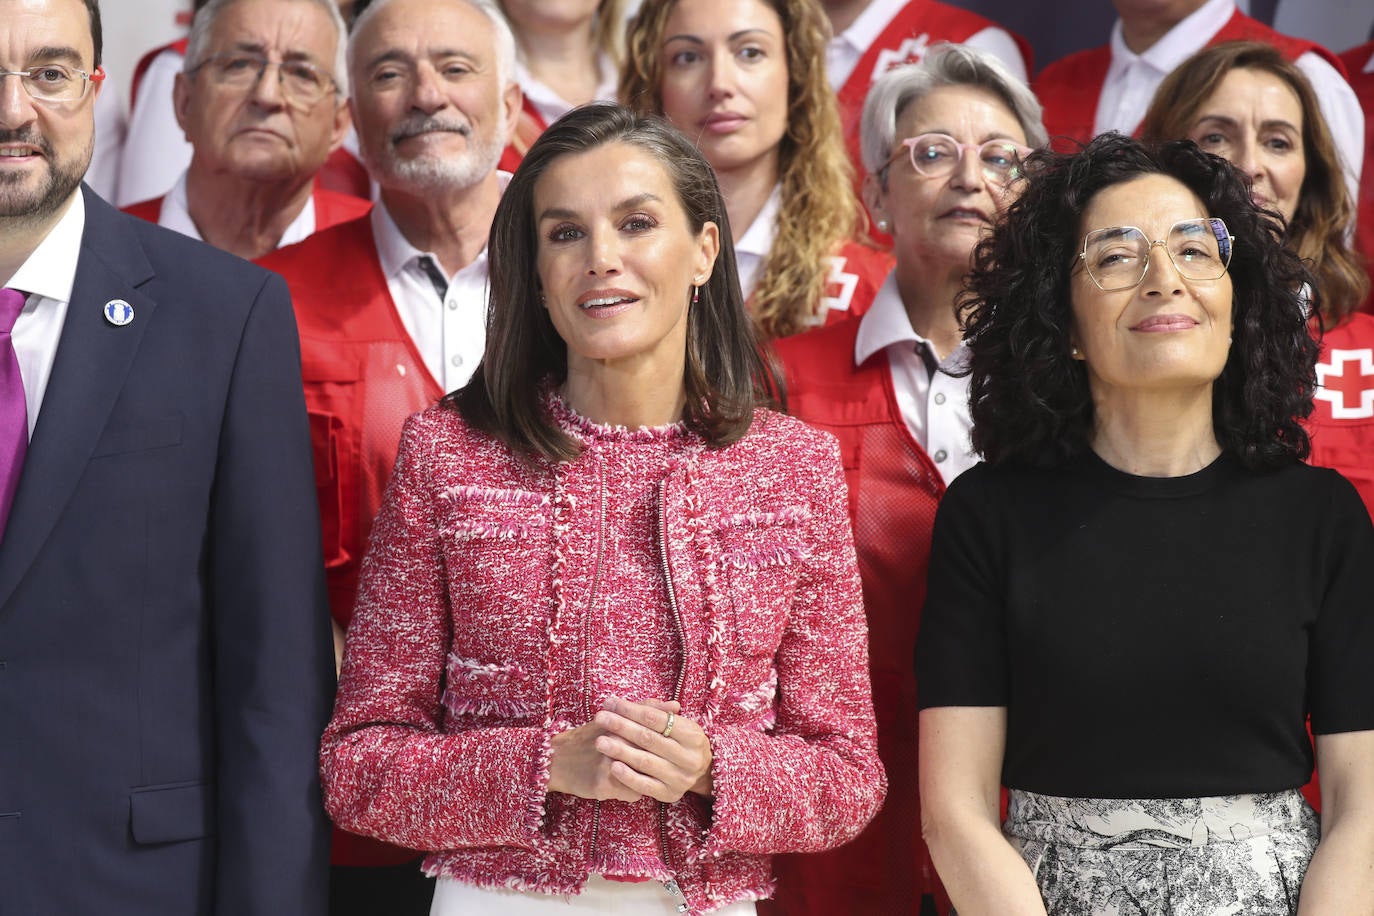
[547,696,713,804]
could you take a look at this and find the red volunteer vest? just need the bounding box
[1034,9,1347,148]
[763,317,947,913]
[1339,41,1374,311]
[1306,311,1374,519]
[498,95,549,175]
[814,241,893,326]
[259,217,444,868]
[123,187,372,238]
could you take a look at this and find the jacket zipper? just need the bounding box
[585,461,607,860]
[657,477,689,912]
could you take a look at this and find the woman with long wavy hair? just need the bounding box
[620,0,890,339]
[1139,41,1373,514]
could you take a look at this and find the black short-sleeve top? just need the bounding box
[915,451,1374,799]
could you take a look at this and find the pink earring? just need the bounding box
[691,285,700,305]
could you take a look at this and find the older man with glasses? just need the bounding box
[124,0,369,259]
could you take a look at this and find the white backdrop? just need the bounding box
[102,0,191,110]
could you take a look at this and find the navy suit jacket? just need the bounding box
[0,188,334,914]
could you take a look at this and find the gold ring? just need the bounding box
[661,712,676,739]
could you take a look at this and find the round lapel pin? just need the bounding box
[104,299,134,327]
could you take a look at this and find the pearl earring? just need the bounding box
[877,219,889,232]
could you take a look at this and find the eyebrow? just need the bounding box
[538,192,665,222]
[912,129,1022,145]
[224,40,321,63]
[363,48,479,70]
[663,28,776,44]
[28,45,85,67]
[1194,113,1299,133]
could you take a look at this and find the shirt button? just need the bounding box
[450,355,463,368]
[933,392,946,405]
[933,449,948,463]
[447,300,458,311]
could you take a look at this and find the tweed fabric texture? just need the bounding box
[320,398,885,915]
[1003,789,1318,915]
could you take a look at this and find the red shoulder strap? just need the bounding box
[1209,10,1348,78]
[1033,46,1112,149]
[122,196,164,224]
[498,96,549,175]
[130,38,189,111]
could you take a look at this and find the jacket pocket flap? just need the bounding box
[301,351,363,382]
[92,413,184,458]
[129,781,213,844]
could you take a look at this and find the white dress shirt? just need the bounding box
[1095,0,1363,203]
[371,182,509,393]
[826,0,1028,91]
[158,170,319,249]
[854,273,975,486]
[516,54,618,129]
[734,185,782,303]
[6,192,85,439]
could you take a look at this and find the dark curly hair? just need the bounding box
[959,133,1318,470]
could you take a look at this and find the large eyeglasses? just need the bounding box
[880,132,1031,185]
[0,65,105,103]
[188,53,337,107]
[1078,218,1235,292]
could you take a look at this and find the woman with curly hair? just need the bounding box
[1139,41,1373,514]
[915,135,1374,914]
[619,0,890,339]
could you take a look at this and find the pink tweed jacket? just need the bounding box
[320,401,885,915]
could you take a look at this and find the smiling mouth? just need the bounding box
[579,295,638,311]
[1132,314,1200,332]
[941,208,988,222]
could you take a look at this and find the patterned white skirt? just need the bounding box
[1002,789,1318,915]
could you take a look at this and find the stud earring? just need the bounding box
[877,219,889,232]
[1070,346,1082,358]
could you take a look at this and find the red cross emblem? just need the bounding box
[870,33,932,81]
[1315,348,1374,419]
[817,255,861,325]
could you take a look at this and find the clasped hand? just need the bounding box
[547,696,713,804]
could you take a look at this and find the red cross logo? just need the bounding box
[870,33,932,81]
[1315,348,1374,419]
[817,255,861,325]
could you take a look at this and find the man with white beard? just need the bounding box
[257,0,519,911]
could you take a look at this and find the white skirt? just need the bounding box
[430,875,758,915]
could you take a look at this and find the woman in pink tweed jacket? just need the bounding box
[319,105,885,915]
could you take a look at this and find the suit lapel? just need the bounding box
[0,188,157,610]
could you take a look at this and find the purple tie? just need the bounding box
[0,288,28,544]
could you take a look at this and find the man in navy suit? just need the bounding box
[0,0,334,913]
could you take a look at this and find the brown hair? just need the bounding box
[1139,41,1367,326]
[451,104,776,462]
[619,0,862,339]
